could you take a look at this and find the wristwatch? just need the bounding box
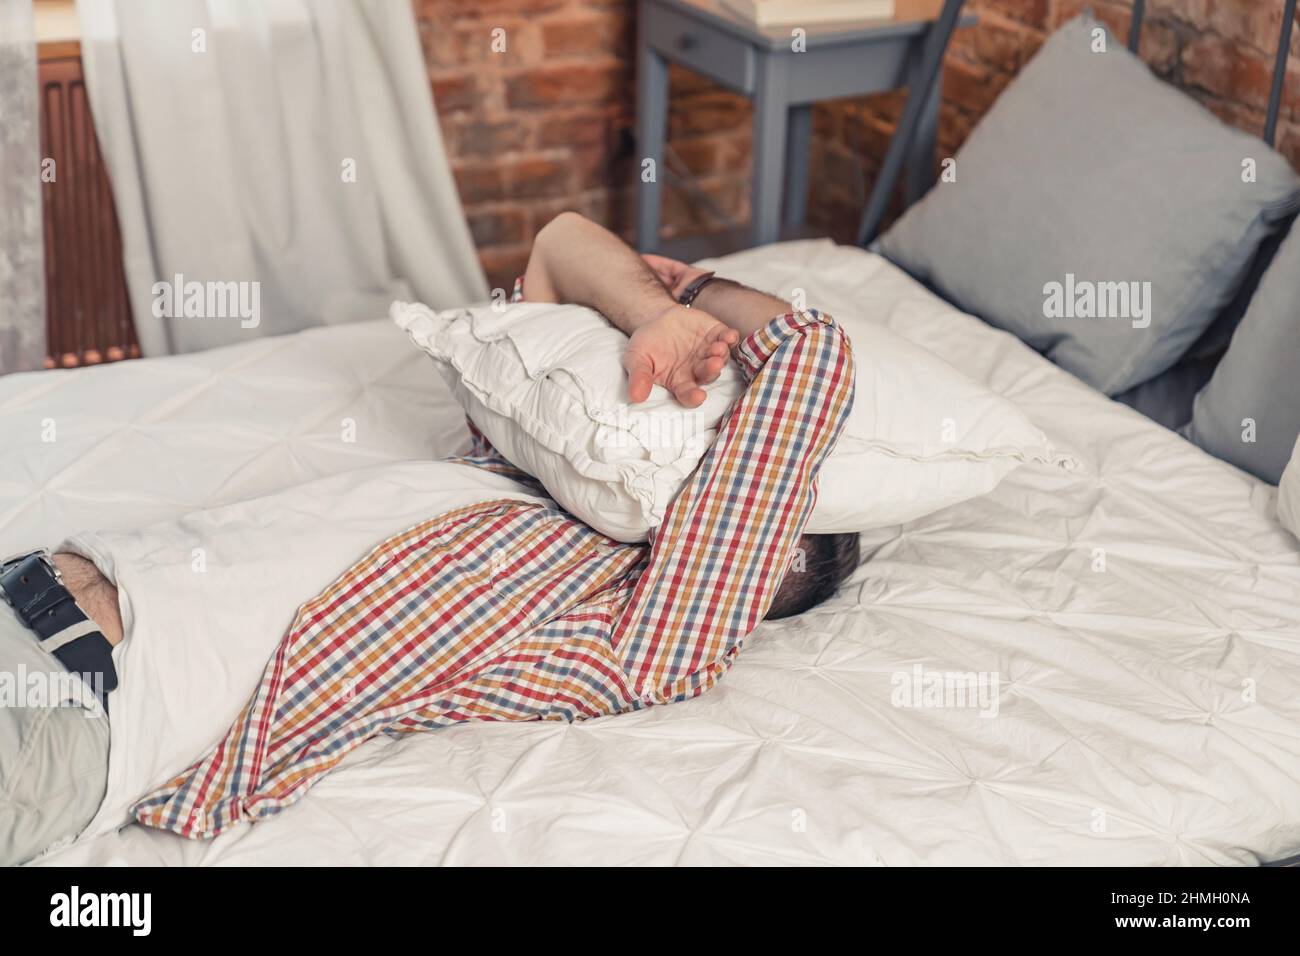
[0,549,118,709]
[677,271,717,308]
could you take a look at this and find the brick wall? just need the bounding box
[811,0,1300,238]
[417,0,1300,290]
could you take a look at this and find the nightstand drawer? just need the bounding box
[644,5,754,94]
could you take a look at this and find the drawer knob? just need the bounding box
[677,32,699,51]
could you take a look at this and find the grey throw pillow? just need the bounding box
[1114,351,1219,430]
[1278,436,1300,539]
[1183,220,1300,484]
[878,14,1300,396]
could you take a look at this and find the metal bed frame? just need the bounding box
[858,0,1299,246]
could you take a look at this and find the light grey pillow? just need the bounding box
[1114,351,1218,430]
[1183,220,1300,484]
[1278,436,1300,539]
[878,14,1300,396]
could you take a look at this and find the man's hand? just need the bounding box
[642,253,712,301]
[520,213,760,405]
[623,304,738,407]
[645,251,795,343]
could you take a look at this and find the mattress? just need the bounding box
[4,240,1298,866]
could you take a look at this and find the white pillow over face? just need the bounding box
[393,299,1073,542]
[1278,436,1300,541]
[394,299,742,540]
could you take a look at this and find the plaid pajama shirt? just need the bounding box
[132,300,854,838]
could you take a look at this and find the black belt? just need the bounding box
[0,550,118,710]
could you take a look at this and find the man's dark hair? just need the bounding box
[765,532,860,620]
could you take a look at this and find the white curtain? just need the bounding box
[0,0,46,374]
[77,0,486,356]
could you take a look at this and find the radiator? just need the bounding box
[38,45,139,368]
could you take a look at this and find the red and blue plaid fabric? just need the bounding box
[132,306,854,838]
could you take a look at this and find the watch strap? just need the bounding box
[0,551,118,707]
[677,271,717,308]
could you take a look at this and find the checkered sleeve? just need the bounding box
[610,309,855,703]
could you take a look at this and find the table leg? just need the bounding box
[784,103,812,228]
[904,44,941,205]
[751,53,789,247]
[636,37,669,252]
[857,0,965,246]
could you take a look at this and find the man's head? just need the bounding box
[765,533,860,620]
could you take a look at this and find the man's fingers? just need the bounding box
[623,351,655,404]
[628,370,654,404]
[691,335,731,385]
[666,365,709,407]
[640,253,680,291]
[672,381,706,408]
[642,253,676,273]
[714,326,740,347]
[693,353,727,385]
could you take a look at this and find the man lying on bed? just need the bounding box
[0,212,856,863]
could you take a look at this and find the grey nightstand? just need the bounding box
[635,0,973,252]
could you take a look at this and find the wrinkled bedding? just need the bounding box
[3,240,1298,865]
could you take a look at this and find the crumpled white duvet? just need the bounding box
[2,240,1297,865]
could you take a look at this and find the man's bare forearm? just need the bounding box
[524,212,675,335]
[525,213,794,343]
[689,278,792,341]
[523,213,738,406]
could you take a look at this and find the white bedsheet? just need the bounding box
[3,241,1298,865]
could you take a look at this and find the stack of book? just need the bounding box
[719,0,896,27]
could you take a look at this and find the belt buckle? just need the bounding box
[0,548,61,607]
